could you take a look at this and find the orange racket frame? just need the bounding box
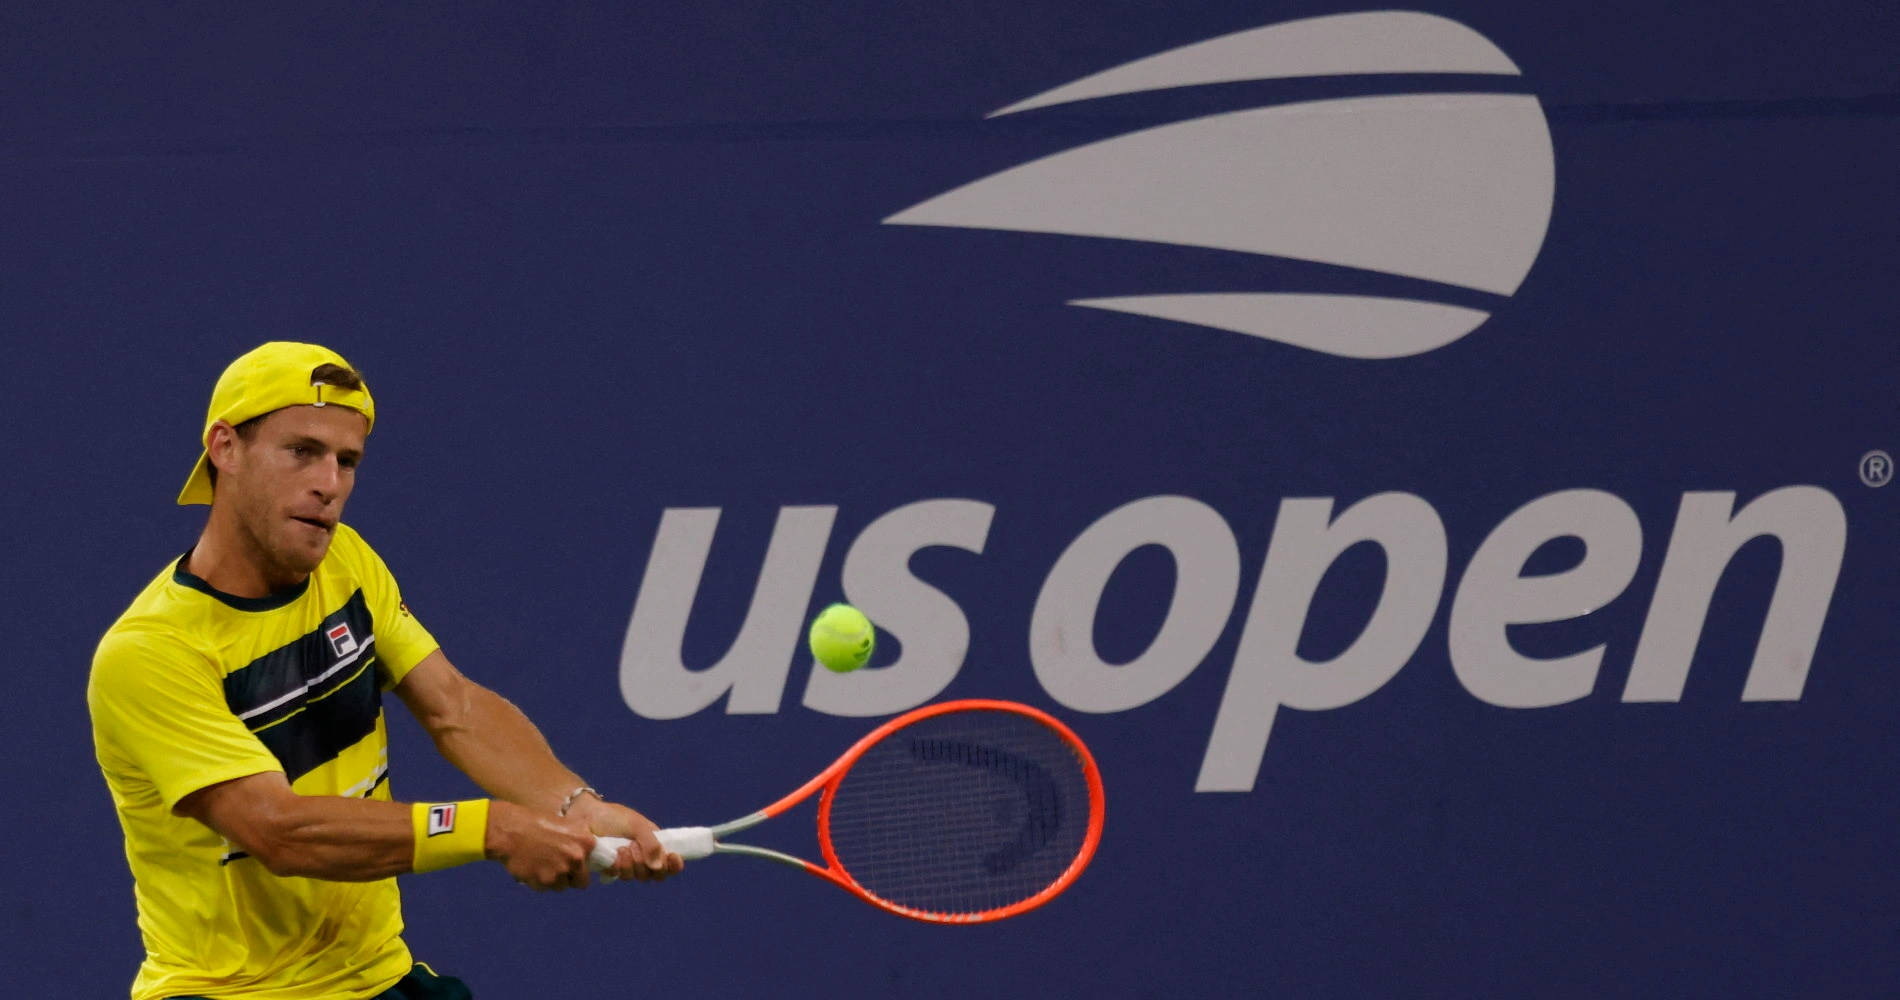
[592,698,1105,923]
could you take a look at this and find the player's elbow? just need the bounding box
[249,846,300,878]
[226,802,323,877]
[230,828,298,877]
[177,776,319,877]
[249,837,319,878]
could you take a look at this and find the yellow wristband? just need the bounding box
[411,800,490,873]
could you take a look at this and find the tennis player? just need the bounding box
[88,343,682,1000]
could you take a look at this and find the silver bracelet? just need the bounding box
[558,785,603,816]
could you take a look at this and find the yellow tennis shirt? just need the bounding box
[89,525,441,1000]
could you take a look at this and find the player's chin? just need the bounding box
[278,527,334,572]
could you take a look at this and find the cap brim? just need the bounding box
[177,452,214,506]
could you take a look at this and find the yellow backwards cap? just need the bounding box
[177,342,376,506]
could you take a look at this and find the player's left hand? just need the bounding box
[567,797,683,882]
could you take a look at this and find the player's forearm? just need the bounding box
[243,794,418,881]
[425,684,586,814]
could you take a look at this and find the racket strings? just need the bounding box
[824,709,1096,918]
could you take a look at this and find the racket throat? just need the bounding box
[654,811,796,866]
[713,842,818,871]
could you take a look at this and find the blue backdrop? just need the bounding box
[4,2,1896,996]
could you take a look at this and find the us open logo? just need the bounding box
[885,10,1555,359]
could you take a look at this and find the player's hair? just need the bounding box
[206,363,365,486]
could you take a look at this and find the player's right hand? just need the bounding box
[566,797,683,883]
[486,800,597,891]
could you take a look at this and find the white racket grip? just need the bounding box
[587,827,716,875]
[656,826,716,859]
[588,836,632,874]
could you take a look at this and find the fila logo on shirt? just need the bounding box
[427,803,458,836]
[327,623,360,658]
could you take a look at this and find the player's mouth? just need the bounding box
[290,515,335,533]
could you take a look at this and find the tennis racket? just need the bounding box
[589,698,1104,923]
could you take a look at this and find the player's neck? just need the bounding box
[187,505,309,599]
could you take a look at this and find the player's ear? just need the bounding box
[206,420,244,475]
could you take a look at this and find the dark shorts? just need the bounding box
[170,962,472,999]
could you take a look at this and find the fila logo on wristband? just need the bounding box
[426,804,457,837]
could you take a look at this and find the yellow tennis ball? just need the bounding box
[809,603,875,673]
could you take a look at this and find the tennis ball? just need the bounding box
[809,603,875,673]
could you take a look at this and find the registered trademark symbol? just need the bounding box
[1862,449,1894,488]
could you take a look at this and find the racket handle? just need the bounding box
[588,836,632,873]
[656,826,716,859]
[587,827,717,873]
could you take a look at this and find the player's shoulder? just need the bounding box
[90,620,216,707]
[327,521,380,564]
[329,520,366,552]
[319,521,369,578]
[95,558,212,674]
[95,591,215,669]
[324,522,402,582]
[98,559,196,646]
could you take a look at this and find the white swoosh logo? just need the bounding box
[988,11,1525,117]
[883,11,1556,359]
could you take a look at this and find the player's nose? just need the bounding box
[309,456,344,501]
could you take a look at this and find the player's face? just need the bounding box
[218,405,368,581]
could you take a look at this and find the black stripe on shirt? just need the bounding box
[223,591,376,725]
[222,590,384,782]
